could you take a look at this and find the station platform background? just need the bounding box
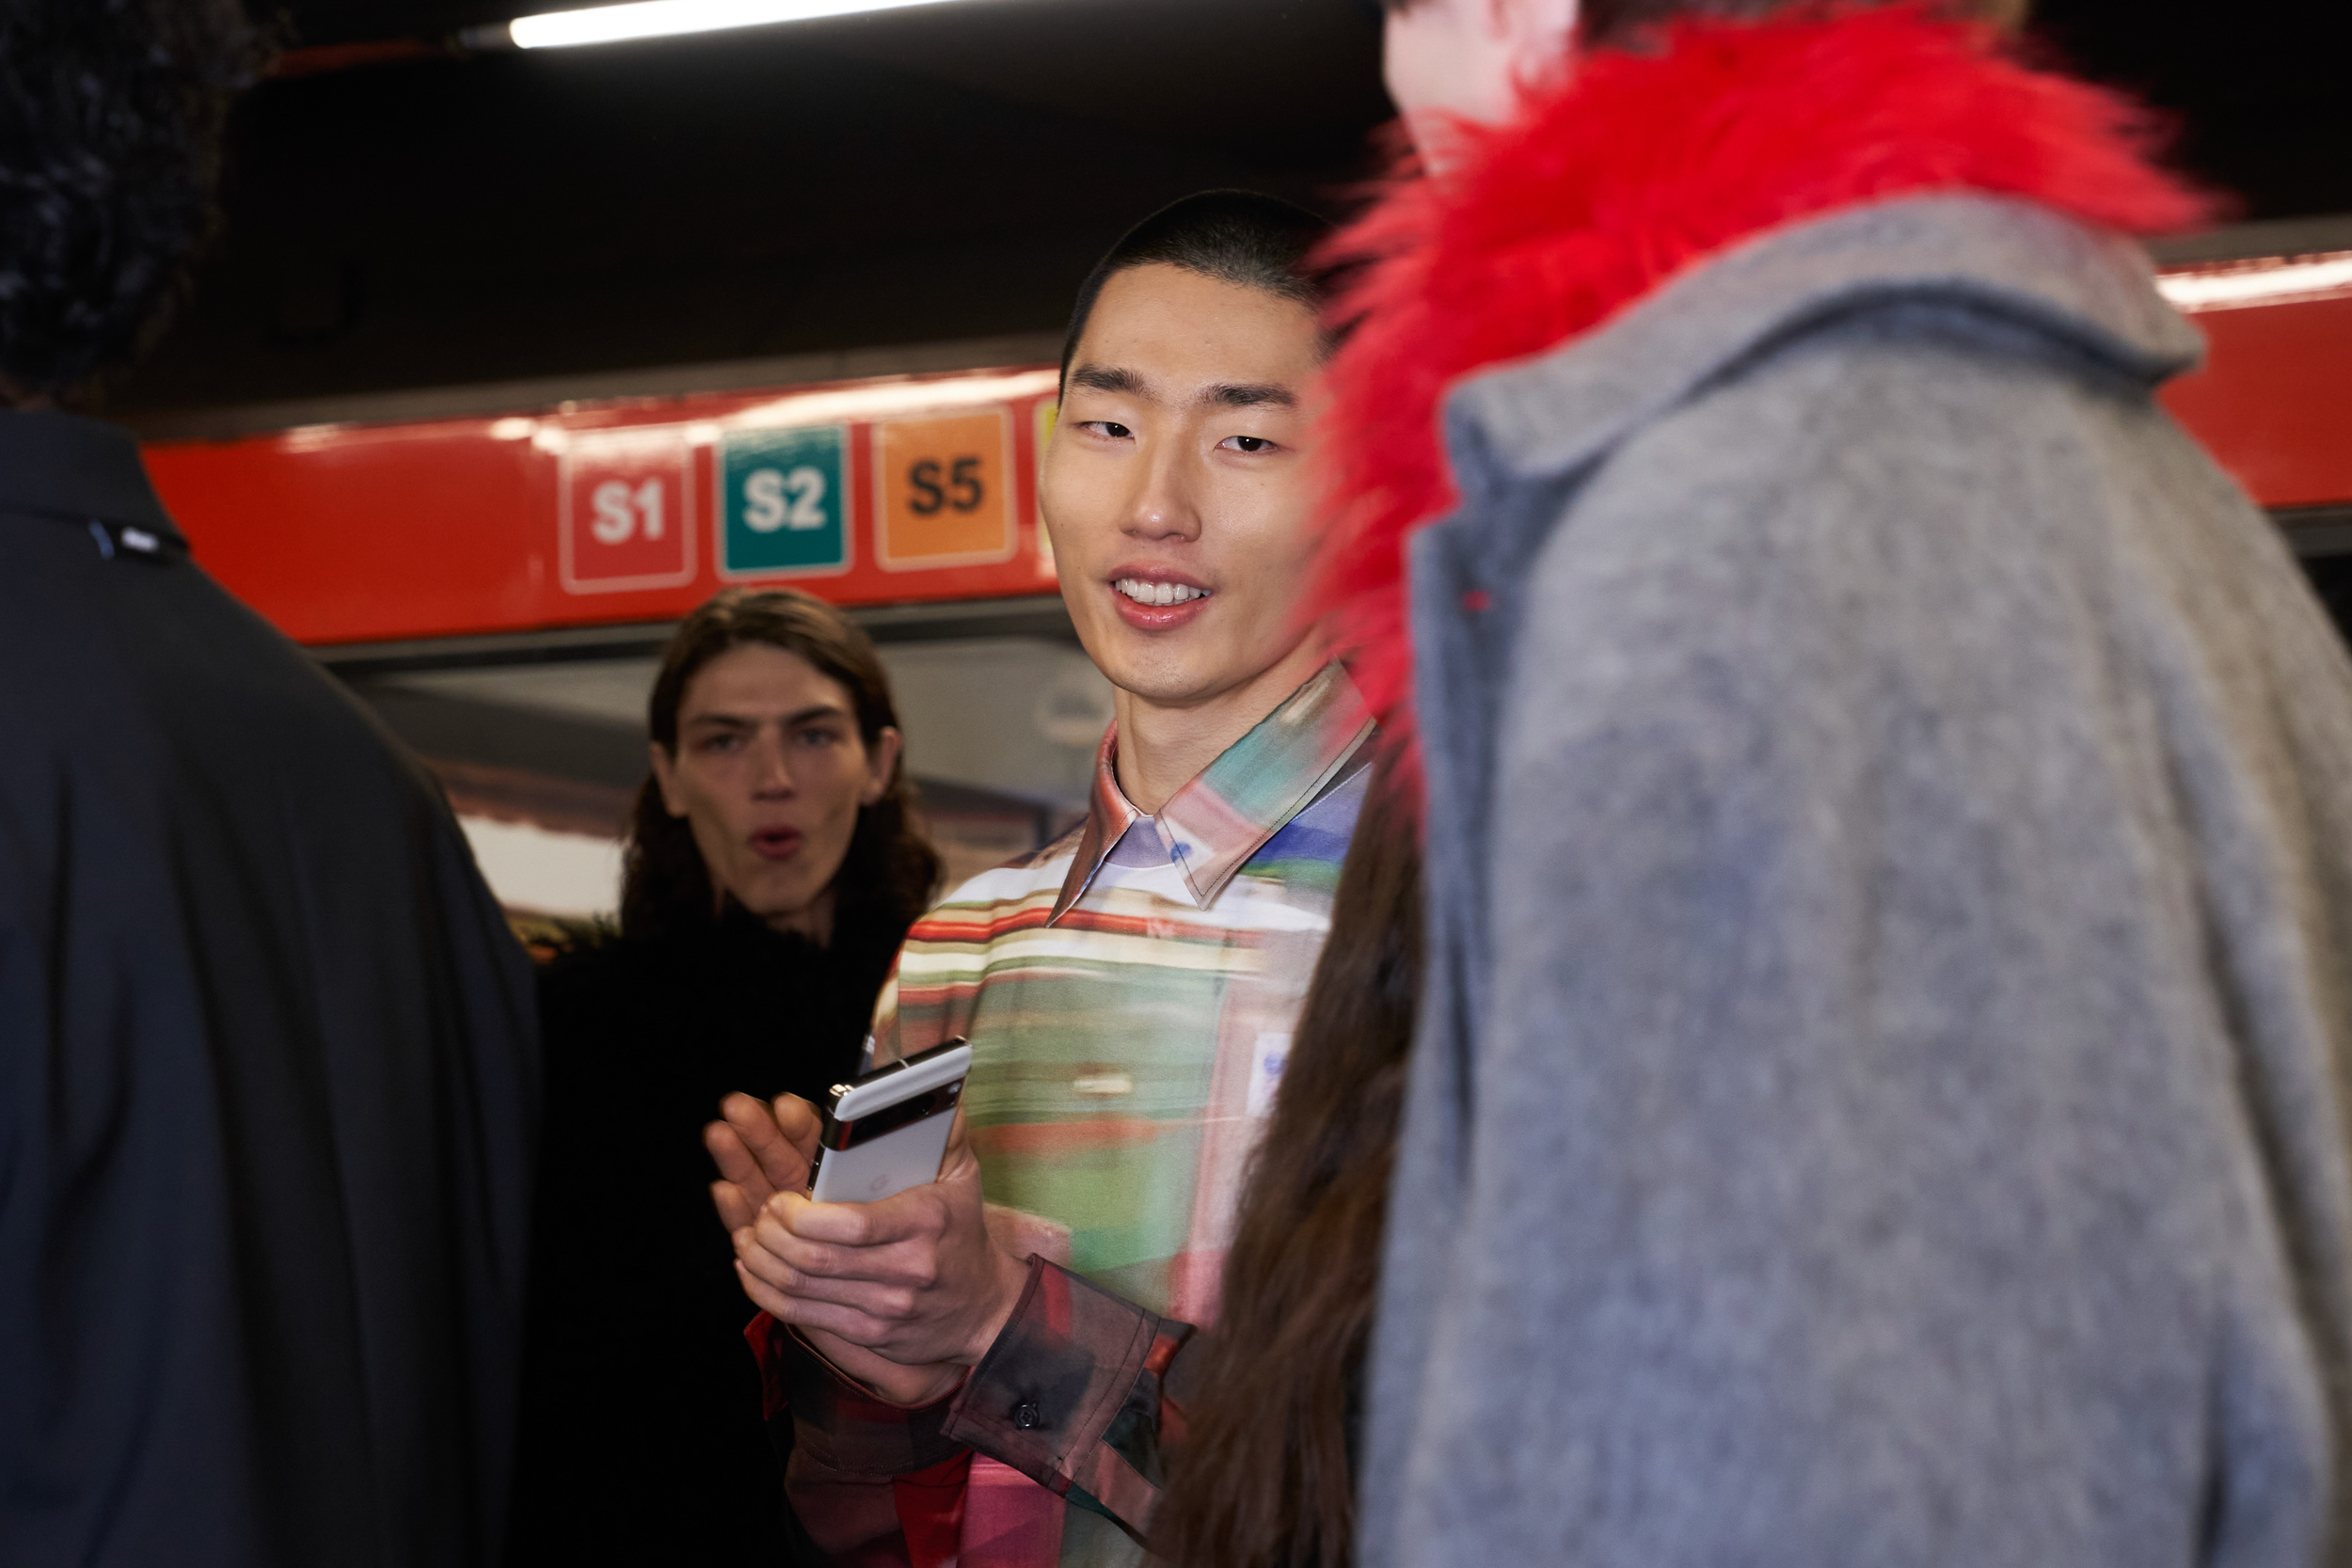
[122,209,2352,925]
[91,0,2352,926]
[333,600,1111,918]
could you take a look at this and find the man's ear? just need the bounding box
[862,727,904,808]
[649,741,690,818]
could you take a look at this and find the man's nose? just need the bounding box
[748,730,796,796]
[1123,447,1202,542]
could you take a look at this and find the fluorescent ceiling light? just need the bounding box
[2157,254,2352,313]
[503,0,968,48]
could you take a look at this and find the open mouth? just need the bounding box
[1114,578,1212,608]
[750,828,803,862]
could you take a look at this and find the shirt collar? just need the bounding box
[0,410,184,546]
[1051,662,1375,924]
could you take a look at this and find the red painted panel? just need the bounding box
[151,416,549,645]
[2160,293,2352,511]
[142,289,2350,651]
[144,368,1063,647]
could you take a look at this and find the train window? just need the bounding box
[328,601,1106,931]
[2286,508,2352,651]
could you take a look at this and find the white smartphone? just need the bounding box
[806,1037,972,1205]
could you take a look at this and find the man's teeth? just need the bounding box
[1115,578,1210,608]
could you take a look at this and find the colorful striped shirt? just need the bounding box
[775,663,1374,1567]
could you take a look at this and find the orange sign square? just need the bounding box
[874,409,1014,570]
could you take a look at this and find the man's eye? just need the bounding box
[1221,436,1277,454]
[1081,420,1134,440]
[797,729,842,748]
[703,734,744,752]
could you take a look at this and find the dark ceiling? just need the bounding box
[105,0,2352,421]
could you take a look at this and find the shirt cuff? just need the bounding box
[942,1258,1195,1530]
[744,1309,970,1479]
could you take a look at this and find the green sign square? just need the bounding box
[721,425,849,577]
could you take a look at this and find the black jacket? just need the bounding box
[0,412,540,1566]
[506,901,904,1566]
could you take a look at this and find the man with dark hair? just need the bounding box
[1325,1,2352,1565]
[1054,193,1334,384]
[0,6,538,1566]
[706,190,1375,1567]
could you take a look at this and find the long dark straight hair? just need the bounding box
[1154,749,1423,1568]
[622,587,940,942]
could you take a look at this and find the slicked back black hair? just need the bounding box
[1060,190,1335,389]
[0,0,269,402]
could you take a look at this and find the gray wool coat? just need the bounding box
[1363,195,2352,1567]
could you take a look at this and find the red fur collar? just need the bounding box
[1312,5,2210,763]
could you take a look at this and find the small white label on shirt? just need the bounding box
[1246,1032,1293,1117]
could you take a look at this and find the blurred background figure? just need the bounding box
[0,4,539,1567]
[507,588,937,1566]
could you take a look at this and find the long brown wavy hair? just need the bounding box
[621,587,940,942]
[1154,749,1423,1568]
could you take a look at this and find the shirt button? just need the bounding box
[1012,1401,1044,1431]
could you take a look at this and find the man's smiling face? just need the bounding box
[1041,261,1326,712]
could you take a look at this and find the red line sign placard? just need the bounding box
[135,288,2352,652]
[145,367,1062,646]
[558,426,697,594]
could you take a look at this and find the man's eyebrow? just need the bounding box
[1068,365,1295,410]
[1068,364,1151,398]
[1200,382,1297,410]
[680,703,851,730]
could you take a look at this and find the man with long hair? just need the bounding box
[1305,1,2352,1564]
[511,589,938,1564]
[0,6,537,1564]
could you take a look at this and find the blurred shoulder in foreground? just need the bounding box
[0,5,539,1564]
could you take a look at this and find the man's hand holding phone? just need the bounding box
[706,1090,820,1227]
[705,1087,1028,1409]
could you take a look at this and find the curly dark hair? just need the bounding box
[623,588,941,943]
[0,0,270,401]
